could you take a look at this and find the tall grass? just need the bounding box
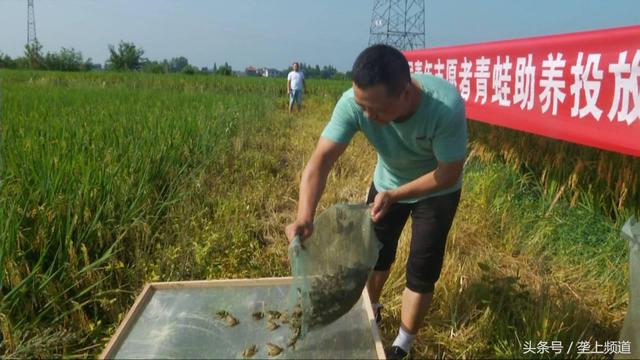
[0,70,304,356]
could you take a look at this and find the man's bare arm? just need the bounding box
[389,160,463,201]
[285,137,348,241]
[371,160,464,222]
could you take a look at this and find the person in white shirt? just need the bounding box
[287,62,306,113]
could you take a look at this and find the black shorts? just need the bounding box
[366,183,461,293]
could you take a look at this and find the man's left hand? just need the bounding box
[371,191,395,223]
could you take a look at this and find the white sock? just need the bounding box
[392,326,415,353]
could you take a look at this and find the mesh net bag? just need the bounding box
[617,217,639,359]
[288,204,382,336]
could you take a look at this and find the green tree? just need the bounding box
[321,65,338,79]
[0,52,17,69]
[169,56,189,72]
[181,64,198,75]
[44,47,85,71]
[24,39,45,69]
[142,60,169,74]
[83,58,99,71]
[107,41,145,71]
[215,62,233,76]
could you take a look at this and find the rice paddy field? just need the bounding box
[0,69,638,358]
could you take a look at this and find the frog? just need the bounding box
[252,311,264,320]
[224,314,239,327]
[266,318,280,331]
[242,344,258,358]
[266,342,283,357]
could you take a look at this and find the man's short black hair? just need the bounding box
[351,44,411,97]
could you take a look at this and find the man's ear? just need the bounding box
[401,82,412,101]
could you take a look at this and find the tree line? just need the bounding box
[0,40,350,79]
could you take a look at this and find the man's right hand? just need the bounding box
[285,219,314,243]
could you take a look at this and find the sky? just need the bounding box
[0,0,638,72]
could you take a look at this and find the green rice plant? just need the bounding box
[468,121,640,218]
[0,69,350,357]
[0,69,294,356]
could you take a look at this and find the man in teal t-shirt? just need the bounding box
[285,44,467,359]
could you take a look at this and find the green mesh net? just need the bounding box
[288,204,382,337]
[618,217,639,359]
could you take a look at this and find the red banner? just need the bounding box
[404,25,640,157]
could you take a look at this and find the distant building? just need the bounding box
[245,66,258,76]
[242,66,281,77]
[261,68,281,77]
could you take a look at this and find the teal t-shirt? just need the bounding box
[321,74,468,203]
